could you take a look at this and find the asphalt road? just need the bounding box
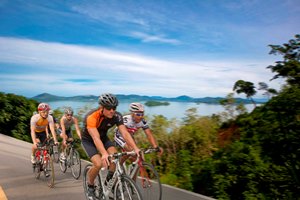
[0,134,215,200]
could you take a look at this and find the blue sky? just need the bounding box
[0,0,299,98]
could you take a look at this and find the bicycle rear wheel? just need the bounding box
[114,175,143,200]
[83,164,103,200]
[136,162,162,200]
[70,149,81,179]
[44,153,55,188]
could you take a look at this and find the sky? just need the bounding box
[0,0,299,99]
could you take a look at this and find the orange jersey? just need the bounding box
[30,114,54,133]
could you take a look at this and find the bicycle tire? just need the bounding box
[114,174,143,200]
[33,151,42,179]
[70,149,81,179]
[59,152,67,173]
[44,153,55,188]
[52,145,60,163]
[33,162,41,179]
[136,162,162,200]
[83,164,102,200]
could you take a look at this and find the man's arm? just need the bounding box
[119,124,140,152]
[49,123,58,143]
[30,125,37,146]
[60,117,67,140]
[73,117,82,139]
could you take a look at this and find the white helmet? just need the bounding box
[129,103,144,112]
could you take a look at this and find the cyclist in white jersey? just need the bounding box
[30,103,58,164]
[114,102,163,155]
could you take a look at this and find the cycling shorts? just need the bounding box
[81,136,115,158]
[35,131,47,144]
[65,129,73,138]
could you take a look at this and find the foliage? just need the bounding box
[144,100,170,106]
[268,34,300,86]
[0,92,38,142]
[233,80,257,107]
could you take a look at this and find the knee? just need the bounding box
[93,159,102,170]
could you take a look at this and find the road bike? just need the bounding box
[83,151,143,200]
[123,148,162,200]
[59,138,81,179]
[49,139,59,163]
[32,137,55,188]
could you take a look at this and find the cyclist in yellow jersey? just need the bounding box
[30,103,58,164]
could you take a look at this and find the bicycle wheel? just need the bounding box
[83,164,103,200]
[52,145,59,163]
[59,152,67,173]
[114,174,143,200]
[44,153,55,188]
[33,162,42,179]
[70,149,81,179]
[136,162,162,200]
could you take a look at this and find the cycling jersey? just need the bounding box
[114,114,149,148]
[61,116,75,130]
[61,115,76,138]
[81,108,124,158]
[30,114,54,133]
[82,108,124,142]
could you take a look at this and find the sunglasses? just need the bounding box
[134,112,144,117]
[104,106,117,111]
[67,114,73,116]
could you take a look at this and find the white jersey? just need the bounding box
[114,114,149,148]
[30,114,54,133]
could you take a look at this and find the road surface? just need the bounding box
[0,134,215,200]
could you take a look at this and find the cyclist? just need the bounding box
[81,93,141,200]
[30,103,59,164]
[114,102,163,161]
[59,107,81,160]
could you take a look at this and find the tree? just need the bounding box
[258,82,278,99]
[268,34,300,86]
[233,80,257,107]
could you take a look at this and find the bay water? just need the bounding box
[48,100,256,120]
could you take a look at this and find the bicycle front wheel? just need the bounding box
[70,149,81,179]
[114,175,143,200]
[44,153,55,188]
[83,164,103,200]
[136,162,162,200]
[52,145,59,163]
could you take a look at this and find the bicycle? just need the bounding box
[59,138,81,179]
[49,135,59,163]
[123,148,162,200]
[83,151,143,200]
[32,137,55,188]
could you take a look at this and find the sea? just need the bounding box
[48,100,257,120]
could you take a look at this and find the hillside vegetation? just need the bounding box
[0,34,299,199]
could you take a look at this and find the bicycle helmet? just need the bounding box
[49,110,53,115]
[38,103,50,111]
[130,102,144,112]
[98,93,118,107]
[64,107,74,115]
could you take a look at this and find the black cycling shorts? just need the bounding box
[35,131,47,144]
[65,129,73,138]
[81,136,115,158]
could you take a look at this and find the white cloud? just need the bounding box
[0,37,282,98]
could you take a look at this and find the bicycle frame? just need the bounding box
[101,152,135,199]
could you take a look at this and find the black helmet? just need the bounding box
[98,93,119,107]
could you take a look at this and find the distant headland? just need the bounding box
[31,93,265,104]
